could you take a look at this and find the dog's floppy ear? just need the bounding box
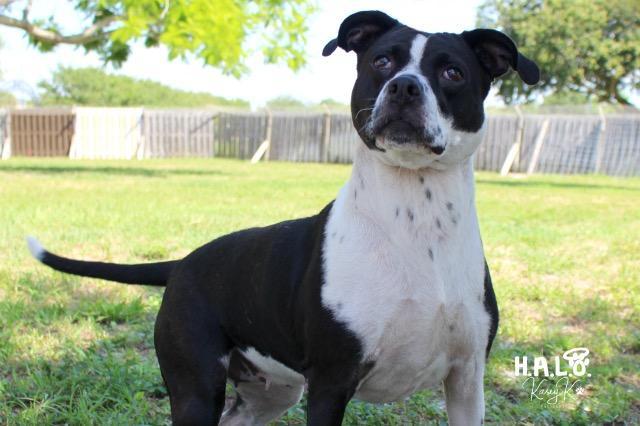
[323,11,399,57]
[461,29,540,85]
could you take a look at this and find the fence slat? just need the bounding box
[9,108,74,157]
[70,107,142,159]
[143,110,217,158]
[0,110,7,156]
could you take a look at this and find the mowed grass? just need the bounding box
[0,157,638,425]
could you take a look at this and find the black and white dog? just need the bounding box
[28,11,539,425]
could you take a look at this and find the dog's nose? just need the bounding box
[387,75,423,103]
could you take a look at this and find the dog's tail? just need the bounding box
[26,236,176,287]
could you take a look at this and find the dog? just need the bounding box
[27,10,539,425]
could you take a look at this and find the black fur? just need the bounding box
[37,249,175,286]
[483,260,499,358]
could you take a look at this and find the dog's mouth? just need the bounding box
[371,117,444,155]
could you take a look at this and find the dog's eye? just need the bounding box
[442,67,464,82]
[373,55,392,70]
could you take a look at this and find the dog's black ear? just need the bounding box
[461,29,540,85]
[323,11,399,57]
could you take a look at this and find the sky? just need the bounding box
[0,0,487,108]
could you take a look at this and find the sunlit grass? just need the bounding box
[1,158,638,424]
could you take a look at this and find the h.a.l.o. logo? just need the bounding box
[514,347,590,378]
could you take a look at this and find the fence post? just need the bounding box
[68,106,78,159]
[1,110,10,160]
[136,109,146,160]
[526,118,550,175]
[250,108,273,164]
[514,105,524,170]
[593,105,607,174]
[321,105,332,163]
[264,108,273,161]
[500,107,525,176]
[210,112,220,158]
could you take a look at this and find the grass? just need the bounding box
[1,158,639,425]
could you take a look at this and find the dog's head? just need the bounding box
[323,11,539,170]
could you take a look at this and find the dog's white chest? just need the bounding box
[322,150,489,403]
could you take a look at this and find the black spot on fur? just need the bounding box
[436,218,442,229]
[425,189,432,201]
[339,235,345,244]
[446,202,453,211]
[428,248,434,260]
[395,207,399,218]
[354,189,358,200]
[336,302,343,311]
[449,324,455,331]
[331,231,337,238]
[451,216,458,225]
[407,209,414,222]
[419,176,424,184]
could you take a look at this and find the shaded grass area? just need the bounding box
[1,158,638,425]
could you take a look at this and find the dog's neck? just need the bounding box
[340,144,479,241]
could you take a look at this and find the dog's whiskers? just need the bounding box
[354,107,374,122]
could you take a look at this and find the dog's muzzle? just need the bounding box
[371,75,445,155]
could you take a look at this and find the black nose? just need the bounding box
[387,75,423,103]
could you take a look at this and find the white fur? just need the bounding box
[26,236,45,261]
[322,145,489,406]
[240,347,306,387]
[219,348,305,424]
[221,357,304,426]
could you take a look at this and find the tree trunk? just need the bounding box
[613,87,632,105]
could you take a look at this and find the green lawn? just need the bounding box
[1,158,638,425]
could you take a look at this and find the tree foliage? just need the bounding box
[38,67,249,107]
[264,96,350,111]
[0,0,316,76]
[265,95,306,110]
[0,89,16,106]
[318,98,349,111]
[477,0,640,104]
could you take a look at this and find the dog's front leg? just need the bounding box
[306,368,357,426]
[443,356,485,425]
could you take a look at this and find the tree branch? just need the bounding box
[0,0,20,7]
[0,13,120,45]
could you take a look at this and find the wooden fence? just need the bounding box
[0,110,7,158]
[474,115,521,172]
[327,114,360,163]
[215,112,267,159]
[143,110,216,158]
[600,116,640,176]
[270,113,325,162]
[479,114,640,176]
[9,108,75,157]
[2,107,639,176]
[71,107,143,159]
